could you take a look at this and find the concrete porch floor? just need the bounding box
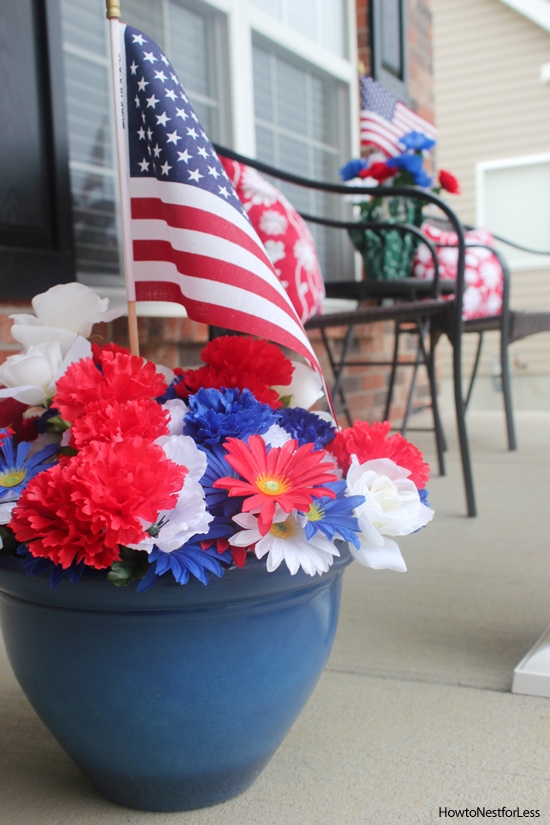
[0,410,549,824]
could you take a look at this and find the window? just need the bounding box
[369,0,408,101]
[476,155,550,269]
[251,0,348,59]
[252,37,351,277]
[57,0,355,289]
[59,0,229,286]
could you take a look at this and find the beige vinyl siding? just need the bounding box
[432,0,550,402]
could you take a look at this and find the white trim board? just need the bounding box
[512,624,550,698]
[497,0,550,32]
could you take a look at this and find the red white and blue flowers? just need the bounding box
[0,284,434,590]
[340,131,460,195]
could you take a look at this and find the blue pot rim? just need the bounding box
[0,544,353,613]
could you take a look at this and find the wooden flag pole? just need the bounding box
[105,0,140,356]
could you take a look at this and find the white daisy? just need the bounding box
[230,508,340,576]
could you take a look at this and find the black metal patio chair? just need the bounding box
[409,222,550,452]
[213,143,476,517]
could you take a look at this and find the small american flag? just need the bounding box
[112,23,320,371]
[360,76,437,157]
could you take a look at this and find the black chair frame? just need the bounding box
[407,227,550,454]
[214,143,477,517]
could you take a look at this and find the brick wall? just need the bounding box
[0,0,434,431]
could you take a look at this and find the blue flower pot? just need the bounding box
[0,548,351,811]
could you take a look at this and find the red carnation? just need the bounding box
[91,341,131,362]
[360,162,398,183]
[201,336,294,385]
[438,169,461,195]
[175,365,283,407]
[68,398,169,449]
[328,420,430,489]
[11,437,186,569]
[176,336,295,408]
[53,348,168,422]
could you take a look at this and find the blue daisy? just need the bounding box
[303,481,365,549]
[17,545,85,588]
[136,543,232,591]
[190,512,237,545]
[0,436,58,501]
[199,443,245,517]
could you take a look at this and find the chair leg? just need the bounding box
[452,337,477,517]
[387,321,432,436]
[418,321,446,477]
[320,325,355,426]
[393,320,446,477]
[400,325,424,437]
[500,320,517,451]
[464,332,483,412]
[383,320,401,421]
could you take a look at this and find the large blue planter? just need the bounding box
[0,548,351,811]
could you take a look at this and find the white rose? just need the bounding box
[0,335,92,405]
[0,341,64,405]
[273,361,324,409]
[10,283,124,356]
[347,456,434,572]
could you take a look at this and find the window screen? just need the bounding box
[252,38,353,281]
[59,0,227,284]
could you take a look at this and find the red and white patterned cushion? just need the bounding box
[220,157,325,323]
[413,224,504,320]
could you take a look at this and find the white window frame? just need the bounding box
[212,0,359,156]
[63,0,359,312]
[476,153,550,271]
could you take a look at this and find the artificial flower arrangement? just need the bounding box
[338,131,461,281]
[339,130,460,199]
[0,283,433,591]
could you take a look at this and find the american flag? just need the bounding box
[359,76,437,157]
[112,23,320,371]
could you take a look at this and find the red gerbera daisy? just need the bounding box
[214,435,337,535]
[328,420,430,488]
